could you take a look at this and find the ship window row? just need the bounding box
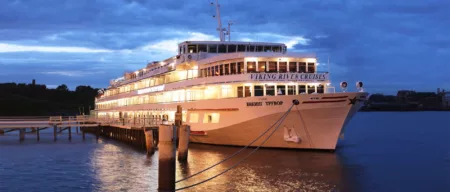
[97,111,186,124]
[237,84,324,97]
[180,44,287,54]
[199,61,315,77]
[189,113,220,123]
[96,83,326,110]
[96,111,220,125]
[102,70,198,97]
[102,60,316,98]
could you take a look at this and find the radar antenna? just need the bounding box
[211,0,226,41]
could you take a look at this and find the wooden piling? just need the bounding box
[0,129,4,135]
[158,124,177,191]
[19,128,25,141]
[96,126,100,140]
[37,128,40,141]
[82,127,86,140]
[68,127,72,140]
[76,127,79,134]
[178,125,190,161]
[145,130,154,155]
[53,125,57,141]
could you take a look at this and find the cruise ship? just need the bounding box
[94,1,368,151]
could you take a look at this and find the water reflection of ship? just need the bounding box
[176,143,351,191]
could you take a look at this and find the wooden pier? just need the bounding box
[0,106,194,191]
[0,115,165,154]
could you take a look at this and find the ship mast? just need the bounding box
[226,21,234,41]
[211,0,226,41]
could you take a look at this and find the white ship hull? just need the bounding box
[100,92,367,150]
[186,92,367,150]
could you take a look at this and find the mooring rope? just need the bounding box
[295,105,314,149]
[176,103,295,184]
[175,103,295,191]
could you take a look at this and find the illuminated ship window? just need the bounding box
[299,62,306,73]
[277,85,286,95]
[224,64,230,75]
[267,62,277,73]
[189,113,199,123]
[188,44,197,53]
[254,86,264,96]
[237,62,244,74]
[237,86,244,98]
[257,61,266,72]
[307,63,315,73]
[287,85,295,95]
[247,62,256,73]
[298,85,306,94]
[203,113,220,123]
[279,62,287,72]
[230,63,236,74]
[308,85,316,94]
[266,85,275,96]
[244,86,251,97]
[317,84,324,94]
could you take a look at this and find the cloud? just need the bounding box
[140,32,218,54]
[0,0,449,94]
[41,71,105,77]
[0,43,112,53]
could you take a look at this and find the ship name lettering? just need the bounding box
[247,102,263,106]
[250,73,327,81]
[265,101,283,106]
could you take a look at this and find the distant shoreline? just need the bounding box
[359,105,450,112]
[359,109,450,112]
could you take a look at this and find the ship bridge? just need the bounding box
[177,41,287,55]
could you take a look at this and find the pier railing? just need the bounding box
[79,116,171,128]
[0,115,170,129]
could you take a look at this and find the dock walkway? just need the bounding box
[0,115,167,142]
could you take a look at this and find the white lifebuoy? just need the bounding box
[356,81,363,88]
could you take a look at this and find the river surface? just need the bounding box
[1,112,449,192]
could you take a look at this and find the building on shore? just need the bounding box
[438,88,450,108]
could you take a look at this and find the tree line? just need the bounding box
[0,82,99,116]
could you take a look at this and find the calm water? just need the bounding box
[0,112,449,192]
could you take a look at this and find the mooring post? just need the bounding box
[178,125,190,161]
[158,124,177,191]
[53,125,57,141]
[19,128,25,141]
[37,128,40,141]
[0,129,4,135]
[68,126,72,140]
[82,127,86,140]
[96,126,101,140]
[145,129,154,155]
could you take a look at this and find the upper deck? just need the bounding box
[177,41,287,55]
[109,40,304,87]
